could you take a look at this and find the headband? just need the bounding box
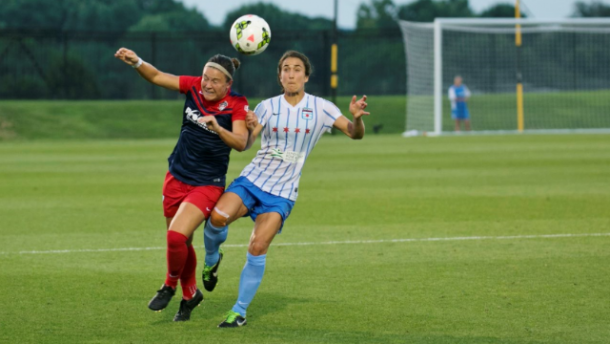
[205,62,232,80]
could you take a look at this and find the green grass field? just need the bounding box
[1,134,609,343]
[0,96,404,140]
[2,90,609,141]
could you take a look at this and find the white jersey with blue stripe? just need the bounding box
[240,93,343,201]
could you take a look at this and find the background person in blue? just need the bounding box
[448,75,471,132]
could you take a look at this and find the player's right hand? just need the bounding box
[114,47,139,66]
[245,110,258,131]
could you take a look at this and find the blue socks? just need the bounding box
[203,220,228,267]
[205,220,267,318]
[232,252,266,317]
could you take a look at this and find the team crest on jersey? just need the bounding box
[218,101,228,111]
[302,108,313,120]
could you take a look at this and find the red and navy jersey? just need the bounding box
[167,75,248,187]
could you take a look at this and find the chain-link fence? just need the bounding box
[0,29,405,100]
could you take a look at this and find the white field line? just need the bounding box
[1,232,609,256]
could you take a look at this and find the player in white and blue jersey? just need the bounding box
[448,75,471,131]
[200,50,369,327]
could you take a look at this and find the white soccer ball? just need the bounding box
[229,15,271,56]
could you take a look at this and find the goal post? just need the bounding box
[398,18,610,136]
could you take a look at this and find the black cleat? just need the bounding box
[148,284,175,311]
[202,249,223,292]
[173,289,204,322]
[218,311,247,328]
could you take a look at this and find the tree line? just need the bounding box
[2,0,608,33]
[1,0,608,100]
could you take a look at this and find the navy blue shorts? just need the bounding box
[226,176,295,232]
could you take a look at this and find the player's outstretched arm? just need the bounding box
[333,95,369,140]
[114,47,179,92]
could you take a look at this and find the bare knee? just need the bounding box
[210,208,229,228]
[248,240,269,256]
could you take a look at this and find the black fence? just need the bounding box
[0,29,405,100]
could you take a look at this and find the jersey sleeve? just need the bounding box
[323,100,344,128]
[179,76,200,94]
[464,86,471,98]
[231,96,248,122]
[253,101,270,127]
[448,87,456,100]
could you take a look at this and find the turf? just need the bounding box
[0,96,403,140]
[2,91,609,140]
[445,90,610,131]
[1,134,609,343]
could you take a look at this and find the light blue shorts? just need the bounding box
[226,176,295,232]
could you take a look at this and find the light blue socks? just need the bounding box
[203,220,228,267]
[232,252,266,317]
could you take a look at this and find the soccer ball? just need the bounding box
[229,15,271,56]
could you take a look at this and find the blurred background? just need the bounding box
[3,0,610,100]
[1,0,609,136]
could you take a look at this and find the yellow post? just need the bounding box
[516,0,524,132]
[331,43,338,89]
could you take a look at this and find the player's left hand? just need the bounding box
[198,115,221,132]
[349,95,370,119]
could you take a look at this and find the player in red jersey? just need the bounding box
[115,47,249,321]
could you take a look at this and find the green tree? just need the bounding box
[67,0,141,32]
[129,10,211,32]
[572,1,610,17]
[0,0,80,31]
[222,3,332,31]
[397,0,474,22]
[479,3,526,18]
[356,0,397,30]
[0,0,211,32]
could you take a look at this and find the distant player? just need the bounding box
[114,47,249,321]
[200,50,370,327]
[448,75,471,131]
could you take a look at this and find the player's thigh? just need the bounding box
[213,191,250,225]
[248,212,283,255]
[168,202,206,238]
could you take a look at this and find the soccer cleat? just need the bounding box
[218,311,247,328]
[148,284,175,311]
[173,289,204,322]
[202,248,224,292]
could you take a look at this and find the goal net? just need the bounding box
[398,18,610,136]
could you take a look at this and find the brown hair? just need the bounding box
[208,54,241,82]
[277,50,313,92]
